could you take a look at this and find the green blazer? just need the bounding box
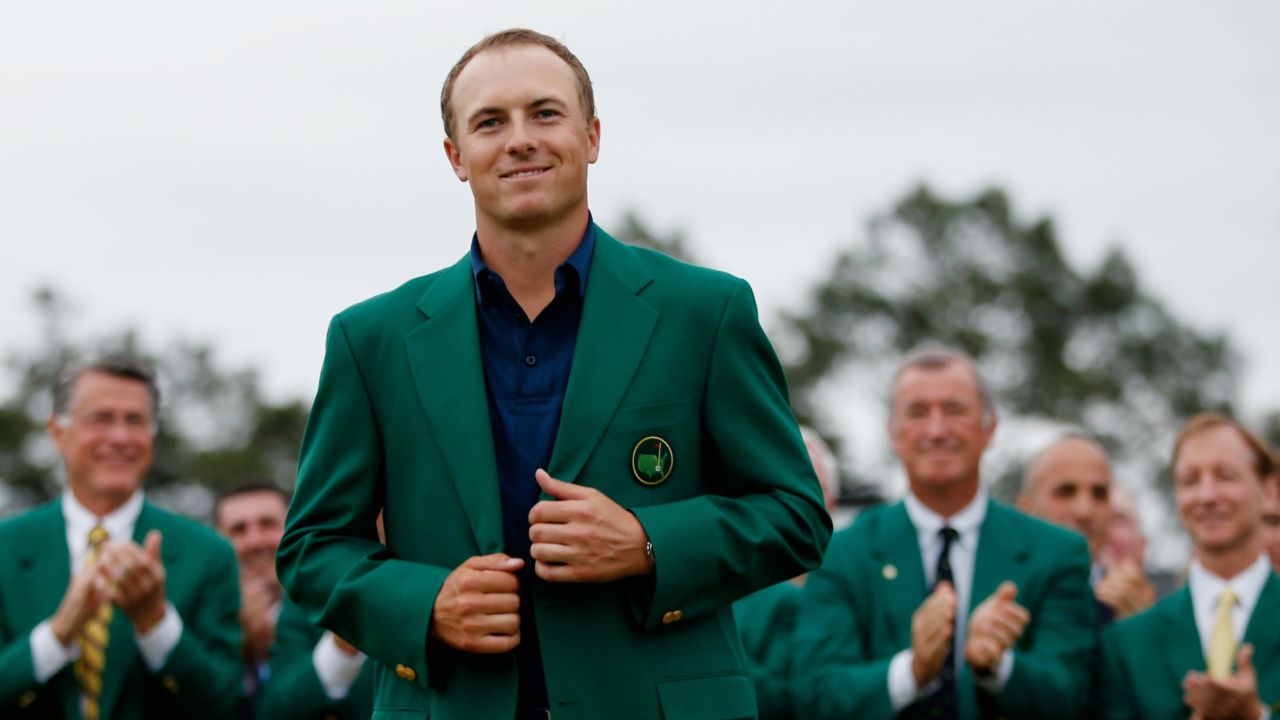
[793,499,1095,720]
[0,499,243,719]
[255,597,374,720]
[733,581,803,720]
[277,228,832,720]
[1099,572,1280,719]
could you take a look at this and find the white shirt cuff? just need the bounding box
[30,620,80,683]
[887,648,941,712]
[973,649,1015,695]
[312,631,366,700]
[135,603,183,671]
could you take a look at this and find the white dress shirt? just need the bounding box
[29,490,184,682]
[312,631,368,699]
[886,489,1014,711]
[1187,553,1272,665]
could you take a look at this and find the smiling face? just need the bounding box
[48,370,155,515]
[443,43,600,233]
[889,360,995,496]
[1173,424,1268,559]
[1020,438,1113,557]
[215,490,288,582]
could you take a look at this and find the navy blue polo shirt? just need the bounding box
[469,222,595,710]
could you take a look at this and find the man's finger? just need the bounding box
[144,530,162,561]
[534,469,591,500]
[528,499,580,526]
[461,554,525,573]
[1236,643,1254,674]
[530,542,574,565]
[995,580,1018,603]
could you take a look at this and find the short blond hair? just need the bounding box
[1171,412,1275,480]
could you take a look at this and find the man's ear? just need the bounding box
[444,137,468,182]
[586,116,601,164]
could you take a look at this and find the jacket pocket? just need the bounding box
[656,673,757,720]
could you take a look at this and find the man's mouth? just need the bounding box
[502,167,549,179]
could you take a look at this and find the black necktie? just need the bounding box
[930,526,960,720]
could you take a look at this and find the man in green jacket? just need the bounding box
[276,27,830,720]
[793,346,1096,719]
[214,482,373,719]
[0,355,242,718]
[1100,413,1280,719]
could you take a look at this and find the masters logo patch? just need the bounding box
[631,436,674,486]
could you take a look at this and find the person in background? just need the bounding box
[1019,435,1154,622]
[0,355,241,718]
[1100,413,1280,719]
[1263,453,1280,570]
[214,482,372,719]
[734,426,841,719]
[794,346,1096,719]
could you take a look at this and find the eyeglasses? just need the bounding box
[61,411,156,435]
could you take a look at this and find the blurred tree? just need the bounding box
[613,209,695,262]
[0,286,307,517]
[776,185,1241,504]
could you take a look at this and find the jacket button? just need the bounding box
[17,691,36,708]
[396,664,417,682]
[162,675,180,693]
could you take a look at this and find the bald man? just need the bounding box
[1019,436,1154,622]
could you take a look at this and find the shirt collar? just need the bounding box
[469,217,596,307]
[904,487,988,551]
[61,488,144,549]
[1188,552,1272,621]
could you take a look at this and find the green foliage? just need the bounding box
[778,184,1241,504]
[0,286,307,517]
[612,210,695,262]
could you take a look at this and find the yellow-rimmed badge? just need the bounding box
[631,436,674,486]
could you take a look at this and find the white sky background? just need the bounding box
[3,3,1279,531]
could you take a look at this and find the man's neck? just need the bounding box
[1196,535,1265,581]
[69,486,133,519]
[910,478,981,520]
[475,208,588,320]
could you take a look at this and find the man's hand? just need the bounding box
[1095,560,1156,619]
[911,581,957,686]
[49,559,113,646]
[240,574,281,663]
[99,531,168,634]
[964,581,1030,672]
[429,554,523,654]
[332,633,361,656]
[1184,643,1265,720]
[528,469,651,583]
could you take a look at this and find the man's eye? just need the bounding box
[535,109,559,119]
[477,118,500,129]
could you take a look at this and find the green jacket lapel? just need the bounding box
[548,230,657,484]
[868,503,928,624]
[15,502,70,632]
[1245,572,1280,675]
[404,257,504,554]
[1161,587,1206,685]
[970,501,1030,614]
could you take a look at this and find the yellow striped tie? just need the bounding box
[74,525,112,720]
[1206,586,1238,680]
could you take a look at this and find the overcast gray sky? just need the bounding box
[4,3,1278,461]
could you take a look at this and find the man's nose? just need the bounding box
[505,118,535,154]
[923,409,948,436]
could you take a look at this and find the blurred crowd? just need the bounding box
[1,348,1277,719]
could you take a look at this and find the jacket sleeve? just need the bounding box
[257,599,372,720]
[152,536,244,720]
[790,530,898,719]
[629,279,832,628]
[277,315,451,693]
[982,536,1096,719]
